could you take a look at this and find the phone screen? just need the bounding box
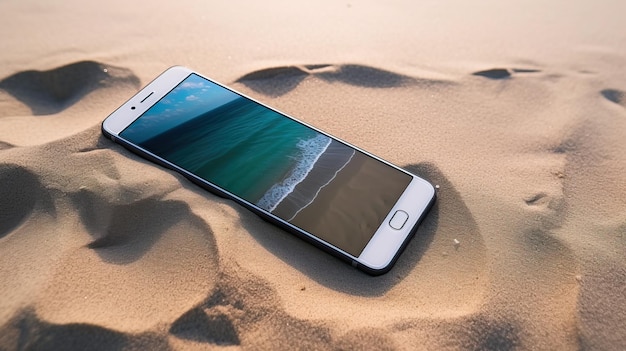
[120,73,411,257]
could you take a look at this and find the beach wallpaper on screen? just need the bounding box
[120,73,411,256]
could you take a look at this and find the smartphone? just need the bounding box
[102,66,435,275]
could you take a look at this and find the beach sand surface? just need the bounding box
[1,0,626,349]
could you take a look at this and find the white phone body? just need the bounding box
[102,66,435,275]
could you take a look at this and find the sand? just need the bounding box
[1,0,625,349]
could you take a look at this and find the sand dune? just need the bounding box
[1,0,626,349]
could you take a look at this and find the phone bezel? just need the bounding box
[102,66,435,274]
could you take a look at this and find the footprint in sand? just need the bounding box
[236,66,310,97]
[472,67,541,80]
[0,164,53,239]
[66,145,210,265]
[600,88,625,108]
[0,60,139,115]
[236,63,450,97]
[73,190,210,265]
[170,307,240,345]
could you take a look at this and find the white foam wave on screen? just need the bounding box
[285,149,355,221]
[256,134,331,212]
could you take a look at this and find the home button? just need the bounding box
[389,210,409,230]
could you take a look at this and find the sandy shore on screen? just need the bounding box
[1,0,626,350]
